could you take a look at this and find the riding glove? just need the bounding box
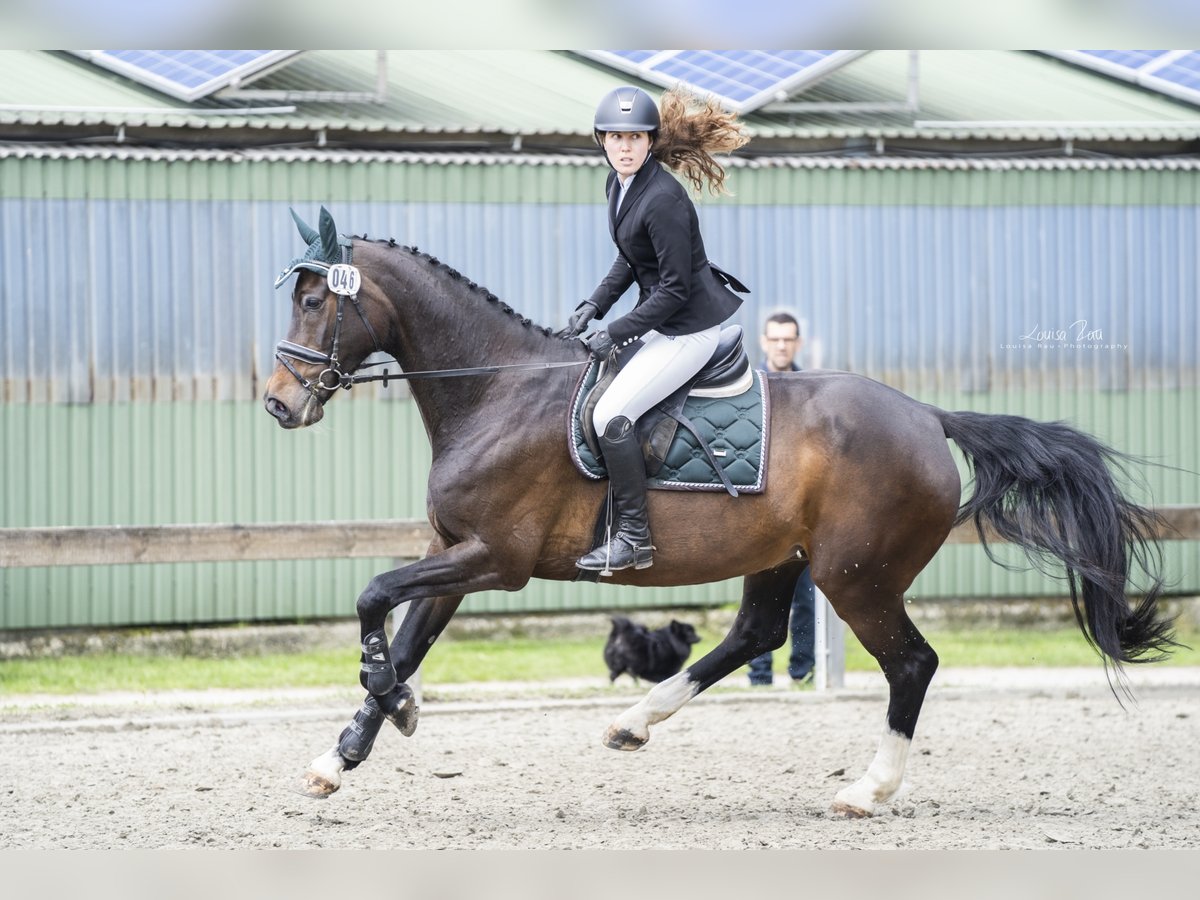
[584,330,615,360]
[566,301,599,337]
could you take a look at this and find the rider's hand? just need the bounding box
[584,330,615,360]
[564,301,598,338]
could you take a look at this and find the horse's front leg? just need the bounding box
[301,592,463,798]
[300,539,511,798]
[346,593,465,750]
[604,563,800,751]
[356,538,509,694]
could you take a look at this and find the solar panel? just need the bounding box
[1045,50,1200,108]
[1152,54,1200,91]
[72,50,302,102]
[1077,50,1170,69]
[609,50,658,65]
[579,50,868,114]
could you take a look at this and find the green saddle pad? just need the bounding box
[568,362,769,494]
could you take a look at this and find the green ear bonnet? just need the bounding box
[274,206,348,288]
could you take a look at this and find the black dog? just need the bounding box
[603,616,702,684]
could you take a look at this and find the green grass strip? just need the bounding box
[0,627,1195,697]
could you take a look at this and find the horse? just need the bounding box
[263,212,1175,817]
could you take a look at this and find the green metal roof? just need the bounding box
[767,50,1200,138]
[1,49,1199,144]
[0,50,619,137]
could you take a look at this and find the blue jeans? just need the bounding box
[747,568,815,684]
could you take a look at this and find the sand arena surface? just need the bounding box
[1,667,1197,849]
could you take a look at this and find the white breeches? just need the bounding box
[592,326,720,436]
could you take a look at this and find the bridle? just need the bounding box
[274,247,386,400]
[274,248,585,404]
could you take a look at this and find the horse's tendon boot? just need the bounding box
[337,695,385,762]
[359,628,398,695]
[379,683,419,737]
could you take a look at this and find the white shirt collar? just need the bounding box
[616,172,636,209]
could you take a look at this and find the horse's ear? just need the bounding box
[318,206,340,263]
[289,208,319,246]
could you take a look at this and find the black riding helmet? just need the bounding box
[592,85,660,152]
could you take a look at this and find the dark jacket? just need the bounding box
[587,158,746,346]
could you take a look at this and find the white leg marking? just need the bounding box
[610,672,699,741]
[833,728,911,817]
[301,745,346,797]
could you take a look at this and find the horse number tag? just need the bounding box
[327,264,361,296]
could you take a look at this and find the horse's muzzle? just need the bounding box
[263,388,323,429]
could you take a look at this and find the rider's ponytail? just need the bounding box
[653,88,750,196]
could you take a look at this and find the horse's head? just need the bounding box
[264,208,388,429]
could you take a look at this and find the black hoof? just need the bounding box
[337,696,386,762]
[359,628,397,695]
[379,683,419,737]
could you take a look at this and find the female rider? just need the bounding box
[567,85,750,574]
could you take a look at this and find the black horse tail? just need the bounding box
[936,409,1177,673]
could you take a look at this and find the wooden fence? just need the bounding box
[2,506,1197,569]
[3,507,1195,692]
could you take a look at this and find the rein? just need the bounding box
[276,342,587,394]
[275,246,586,402]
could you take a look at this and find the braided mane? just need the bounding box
[357,236,557,338]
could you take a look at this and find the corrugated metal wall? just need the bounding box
[2,151,1197,628]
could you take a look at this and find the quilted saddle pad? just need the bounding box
[568,362,770,494]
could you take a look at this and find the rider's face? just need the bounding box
[603,131,651,180]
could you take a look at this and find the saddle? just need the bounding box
[569,325,769,498]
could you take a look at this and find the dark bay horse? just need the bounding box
[264,227,1175,817]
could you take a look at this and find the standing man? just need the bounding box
[748,311,816,686]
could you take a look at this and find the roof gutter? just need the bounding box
[4,144,1200,171]
[913,119,1200,130]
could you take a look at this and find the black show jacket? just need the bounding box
[586,158,746,347]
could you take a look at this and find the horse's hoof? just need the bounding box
[603,726,647,751]
[297,747,345,799]
[382,687,419,738]
[830,799,873,819]
[297,771,339,799]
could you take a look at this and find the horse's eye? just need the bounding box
[301,294,323,311]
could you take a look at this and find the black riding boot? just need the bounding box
[577,416,655,574]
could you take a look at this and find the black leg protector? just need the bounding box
[577,416,654,573]
[359,627,398,695]
[337,695,385,762]
[336,683,419,763]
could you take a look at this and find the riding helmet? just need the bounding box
[593,85,660,138]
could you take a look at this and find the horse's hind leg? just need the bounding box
[300,592,464,799]
[603,562,801,750]
[829,594,939,818]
